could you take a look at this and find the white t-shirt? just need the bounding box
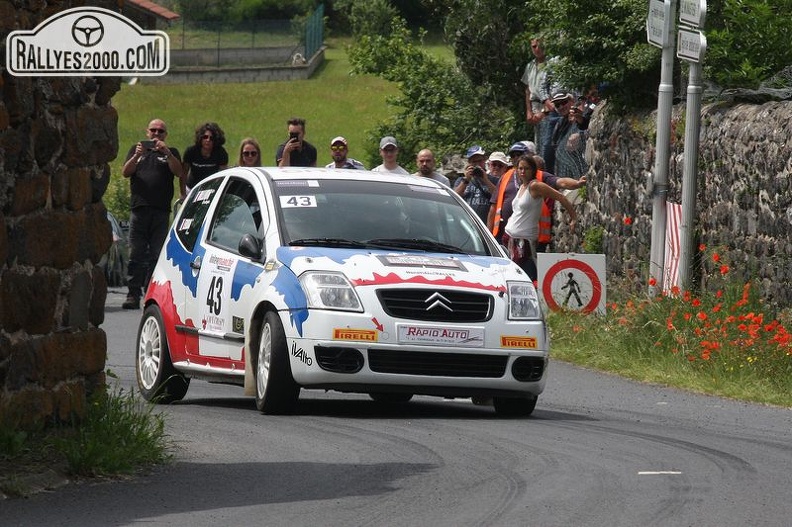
[372,164,409,175]
[504,182,543,240]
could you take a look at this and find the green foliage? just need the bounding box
[583,225,604,254]
[705,0,792,89]
[334,0,400,37]
[228,0,315,21]
[428,0,792,112]
[346,13,517,167]
[54,386,172,476]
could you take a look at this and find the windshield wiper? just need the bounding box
[289,238,368,248]
[363,238,463,253]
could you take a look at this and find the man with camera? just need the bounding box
[120,118,183,310]
[276,117,317,167]
[454,145,499,223]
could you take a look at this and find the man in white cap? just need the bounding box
[326,136,365,169]
[372,136,408,174]
[454,145,499,222]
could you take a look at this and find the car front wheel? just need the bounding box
[255,311,299,414]
[136,304,189,403]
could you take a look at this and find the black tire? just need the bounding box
[255,311,299,414]
[136,304,190,403]
[369,393,414,403]
[493,395,538,417]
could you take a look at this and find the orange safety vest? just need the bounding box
[492,168,553,243]
[536,171,553,244]
[491,168,515,237]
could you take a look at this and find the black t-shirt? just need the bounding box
[125,145,181,211]
[183,145,229,187]
[275,140,317,167]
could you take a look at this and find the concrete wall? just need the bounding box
[552,99,792,309]
[140,47,325,85]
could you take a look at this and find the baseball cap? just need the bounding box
[330,136,348,146]
[488,151,510,166]
[551,92,571,104]
[521,141,537,155]
[465,145,486,158]
[379,136,398,149]
[508,142,528,155]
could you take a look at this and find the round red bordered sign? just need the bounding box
[542,259,602,313]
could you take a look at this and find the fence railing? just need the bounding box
[164,4,324,58]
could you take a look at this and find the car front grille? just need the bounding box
[368,349,507,378]
[377,289,493,323]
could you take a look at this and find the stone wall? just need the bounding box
[0,1,120,428]
[553,99,792,309]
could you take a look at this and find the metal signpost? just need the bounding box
[646,0,676,296]
[676,2,707,290]
[645,0,706,294]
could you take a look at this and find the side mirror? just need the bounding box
[238,233,263,260]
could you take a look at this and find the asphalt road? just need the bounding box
[3,287,791,526]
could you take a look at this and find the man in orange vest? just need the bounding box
[488,142,586,248]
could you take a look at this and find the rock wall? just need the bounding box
[553,99,792,309]
[0,1,120,428]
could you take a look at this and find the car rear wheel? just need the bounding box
[493,395,538,417]
[255,311,299,414]
[369,393,414,403]
[136,304,189,403]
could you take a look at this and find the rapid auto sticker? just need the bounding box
[398,325,485,347]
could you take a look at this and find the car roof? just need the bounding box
[233,166,445,189]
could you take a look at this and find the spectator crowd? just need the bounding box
[119,35,593,308]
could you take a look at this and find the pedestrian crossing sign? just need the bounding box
[537,253,606,314]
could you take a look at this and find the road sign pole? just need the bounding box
[678,58,704,289]
[648,0,677,296]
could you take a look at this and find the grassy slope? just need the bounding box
[111,39,397,180]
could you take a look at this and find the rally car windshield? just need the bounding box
[274,179,493,256]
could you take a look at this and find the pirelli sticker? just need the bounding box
[501,336,537,349]
[333,328,378,342]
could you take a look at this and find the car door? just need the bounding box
[186,176,265,363]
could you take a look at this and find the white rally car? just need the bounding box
[135,167,549,416]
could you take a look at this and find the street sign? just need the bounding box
[646,0,672,48]
[679,0,707,28]
[537,253,606,314]
[677,28,707,63]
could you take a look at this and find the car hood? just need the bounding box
[275,246,524,292]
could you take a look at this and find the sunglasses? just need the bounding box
[554,100,570,108]
[149,128,166,134]
[202,134,215,141]
[331,145,346,152]
[242,151,259,157]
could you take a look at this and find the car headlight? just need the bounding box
[299,272,363,311]
[507,281,542,320]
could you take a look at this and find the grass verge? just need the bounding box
[0,382,171,498]
[548,276,792,408]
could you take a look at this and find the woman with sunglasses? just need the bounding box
[183,122,229,189]
[237,137,262,167]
